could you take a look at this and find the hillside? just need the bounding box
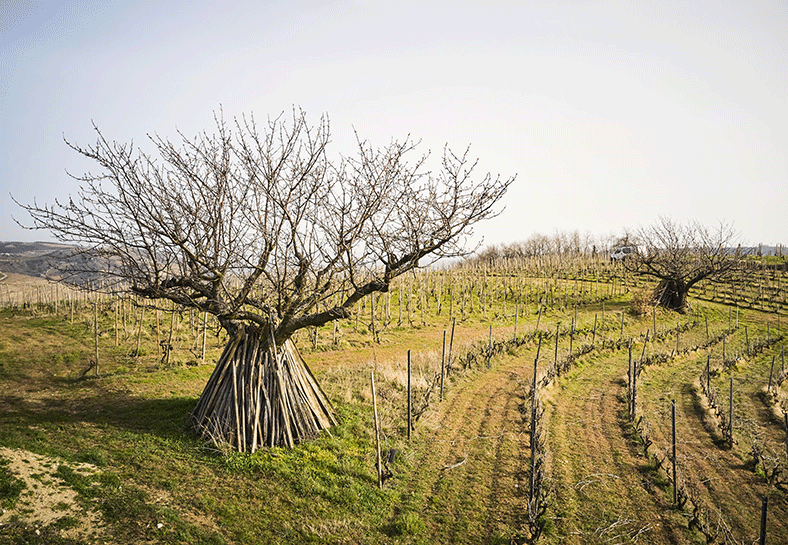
[0,262,786,544]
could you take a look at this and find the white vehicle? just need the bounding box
[610,246,636,261]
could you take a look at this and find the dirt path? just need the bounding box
[639,349,788,543]
[542,352,691,544]
[0,446,107,542]
[390,336,695,544]
[395,347,538,544]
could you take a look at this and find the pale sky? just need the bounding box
[1,0,786,247]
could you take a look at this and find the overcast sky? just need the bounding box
[1,0,786,248]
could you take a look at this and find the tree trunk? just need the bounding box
[190,324,338,451]
[654,278,689,312]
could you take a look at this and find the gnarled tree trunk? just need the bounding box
[654,278,689,312]
[190,324,337,451]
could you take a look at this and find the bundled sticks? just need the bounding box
[190,326,337,451]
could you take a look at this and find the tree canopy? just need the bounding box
[18,109,514,342]
[624,217,745,311]
[17,109,515,450]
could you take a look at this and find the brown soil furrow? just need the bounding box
[545,356,691,544]
[640,353,788,543]
[398,349,535,544]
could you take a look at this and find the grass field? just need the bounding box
[0,262,786,544]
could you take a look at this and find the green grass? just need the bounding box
[0,456,25,509]
[1,265,786,544]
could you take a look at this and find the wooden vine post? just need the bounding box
[371,372,383,489]
[783,412,788,465]
[93,300,99,376]
[407,350,412,441]
[529,337,542,515]
[134,306,145,357]
[672,399,678,505]
[487,325,492,369]
[768,355,775,393]
[201,312,208,364]
[729,377,734,445]
[759,495,768,545]
[440,330,446,402]
[447,318,456,377]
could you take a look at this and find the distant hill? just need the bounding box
[0,241,109,285]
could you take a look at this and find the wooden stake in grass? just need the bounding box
[440,330,446,402]
[93,300,99,376]
[371,371,383,489]
[672,399,678,505]
[513,304,518,342]
[201,311,207,364]
[447,317,456,375]
[134,306,145,358]
[529,337,542,513]
[768,355,775,393]
[729,377,734,445]
[627,340,634,421]
[407,350,412,441]
[783,411,788,465]
[653,306,657,337]
[487,324,492,369]
[759,495,768,545]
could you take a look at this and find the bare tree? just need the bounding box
[625,217,745,312]
[16,109,514,450]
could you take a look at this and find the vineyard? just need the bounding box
[1,255,787,544]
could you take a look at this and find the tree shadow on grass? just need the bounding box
[0,385,203,453]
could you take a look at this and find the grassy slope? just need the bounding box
[0,271,786,544]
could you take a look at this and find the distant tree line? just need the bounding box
[468,230,627,266]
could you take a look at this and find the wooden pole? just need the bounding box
[513,304,518,341]
[628,340,633,420]
[371,372,383,489]
[529,337,542,512]
[705,354,711,393]
[114,298,119,347]
[407,350,412,441]
[135,306,145,357]
[440,330,446,402]
[653,306,657,337]
[93,300,99,376]
[729,377,734,445]
[768,356,775,393]
[447,317,456,374]
[759,495,768,545]
[672,399,677,505]
[201,312,207,364]
[783,412,788,465]
[601,301,605,332]
[487,325,492,369]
